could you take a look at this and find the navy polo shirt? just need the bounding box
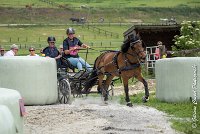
[43,46,60,58]
[63,37,83,58]
[43,46,61,67]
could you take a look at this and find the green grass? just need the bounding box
[2,0,199,8]
[0,0,199,24]
[0,0,53,8]
[0,25,129,63]
[120,92,200,134]
[0,25,127,47]
[58,0,200,8]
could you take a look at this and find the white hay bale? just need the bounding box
[0,56,58,105]
[155,57,200,102]
[0,88,23,134]
[0,105,15,134]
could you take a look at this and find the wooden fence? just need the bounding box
[1,41,122,50]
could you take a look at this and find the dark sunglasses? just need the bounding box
[49,42,55,44]
[29,50,35,51]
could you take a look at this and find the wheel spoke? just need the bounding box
[58,79,71,104]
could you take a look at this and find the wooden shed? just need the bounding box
[123,24,181,51]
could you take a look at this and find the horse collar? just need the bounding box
[124,53,138,65]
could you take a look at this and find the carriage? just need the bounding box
[57,33,149,106]
[57,51,114,104]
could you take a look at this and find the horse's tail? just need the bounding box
[83,58,99,93]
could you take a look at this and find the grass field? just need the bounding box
[0,25,128,45]
[1,0,199,8]
[0,0,51,7]
[0,24,130,63]
[56,0,200,8]
[0,0,199,24]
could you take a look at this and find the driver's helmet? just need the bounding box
[66,27,75,35]
[47,36,56,42]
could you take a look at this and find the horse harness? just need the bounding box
[96,40,144,75]
[112,51,140,74]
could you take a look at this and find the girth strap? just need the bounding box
[113,51,121,72]
[118,63,140,72]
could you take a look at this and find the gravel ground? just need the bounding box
[24,79,181,134]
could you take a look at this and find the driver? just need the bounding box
[63,27,92,72]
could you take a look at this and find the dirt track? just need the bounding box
[24,79,180,134]
[24,98,179,134]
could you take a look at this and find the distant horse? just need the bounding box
[84,34,149,107]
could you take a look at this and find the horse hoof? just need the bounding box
[142,96,149,103]
[126,102,133,107]
[104,101,108,105]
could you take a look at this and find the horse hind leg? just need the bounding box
[97,74,105,98]
[137,76,149,103]
[102,75,114,102]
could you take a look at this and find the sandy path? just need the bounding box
[24,79,180,134]
[24,97,179,134]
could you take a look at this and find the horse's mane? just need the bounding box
[121,34,140,53]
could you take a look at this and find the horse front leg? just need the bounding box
[122,77,132,107]
[137,75,149,103]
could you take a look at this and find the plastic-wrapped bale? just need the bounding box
[155,57,200,102]
[0,56,58,105]
[0,105,16,134]
[0,88,24,134]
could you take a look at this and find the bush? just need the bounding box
[173,21,200,51]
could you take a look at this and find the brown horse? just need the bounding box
[84,34,149,107]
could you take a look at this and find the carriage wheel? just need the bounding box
[70,82,84,98]
[58,79,71,104]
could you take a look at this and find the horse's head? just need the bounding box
[122,34,146,62]
[130,40,146,62]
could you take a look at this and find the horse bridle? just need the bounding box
[128,40,146,62]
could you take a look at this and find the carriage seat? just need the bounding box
[67,70,90,80]
[60,57,75,72]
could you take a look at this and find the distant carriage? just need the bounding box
[69,17,86,24]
